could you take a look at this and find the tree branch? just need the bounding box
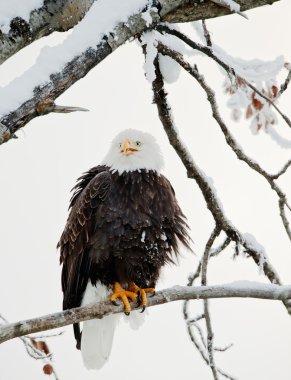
[1,283,291,344]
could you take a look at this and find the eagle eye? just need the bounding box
[136,141,141,147]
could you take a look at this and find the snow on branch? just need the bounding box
[0,0,282,145]
[1,283,291,345]
[156,25,291,131]
[0,0,96,64]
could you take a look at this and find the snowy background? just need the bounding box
[0,1,291,379]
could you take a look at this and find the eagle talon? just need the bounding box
[110,282,137,314]
[128,282,155,311]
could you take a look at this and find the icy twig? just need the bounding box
[156,42,291,244]
[156,25,291,129]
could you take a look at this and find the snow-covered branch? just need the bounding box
[0,0,281,145]
[1,282,291,345]
[0,0,95,64]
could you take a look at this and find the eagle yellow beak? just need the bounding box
[121,139,139,156]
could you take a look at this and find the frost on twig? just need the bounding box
[157,24,291,134]
[0,314,60,379]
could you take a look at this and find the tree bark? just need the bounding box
[162,0,280,23]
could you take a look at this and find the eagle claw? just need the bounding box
[128,283,155,312]
[110,282,137,314]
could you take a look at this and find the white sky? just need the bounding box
[0,1,291,380]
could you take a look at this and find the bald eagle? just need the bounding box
[58,129,191,369]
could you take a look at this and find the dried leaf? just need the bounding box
[31,339,50,355]
[252,93,264,110]
[272,85,278,97]
[246,105,253,119]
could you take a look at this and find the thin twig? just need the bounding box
[215,343,234,352]
[202,20,212,47]
[271,160,291,180]
[279,63,291,96]
[187,314,205,325]
[210,237,232,257]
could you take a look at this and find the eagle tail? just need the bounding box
[81,314,118,369]
[80,281,119,370]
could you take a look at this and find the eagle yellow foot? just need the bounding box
[128,282,155,313]
[110,282,137,315]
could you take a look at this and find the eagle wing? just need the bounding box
[57,168,112,346]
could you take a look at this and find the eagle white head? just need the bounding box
[102,129,164,174]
